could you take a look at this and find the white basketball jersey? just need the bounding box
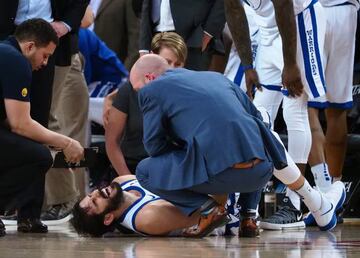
[293,0,314,15]
[244,1,276,29]
[244,0,279,46]
[116,179,161,235]
[319,0,359,9]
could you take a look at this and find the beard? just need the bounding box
[103,182,124,214]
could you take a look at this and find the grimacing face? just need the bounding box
[79,183,123,216]
[28,42,56,71]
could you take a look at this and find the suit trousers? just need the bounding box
[44,53,89,207]
[185,47,212,71]
[0,126,53,219]
[137,157,273,216]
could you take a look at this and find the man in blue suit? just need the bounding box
[129,54,346,237]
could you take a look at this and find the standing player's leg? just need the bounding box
[323,5,358,181]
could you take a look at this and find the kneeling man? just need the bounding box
[130,55,345,235]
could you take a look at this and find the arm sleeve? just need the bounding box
[229,79,263,120]
[60,0,89,31]
[113,82,131,114]
[203,0,226,39]
[1,54,31,102]
[138,0,152,51]
[124,0,140,69]
[138,88,171,156]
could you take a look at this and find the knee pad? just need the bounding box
[283,97,311,163]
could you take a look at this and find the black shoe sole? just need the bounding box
[189,215,231,238]
[17,227,48,233]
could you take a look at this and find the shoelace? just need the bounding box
[268,206,300,221]
[43,205,62,217]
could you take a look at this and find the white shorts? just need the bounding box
[308,4,358,109]
[296,1,327,101]
[253,33,283,124]
[255,33,283,90]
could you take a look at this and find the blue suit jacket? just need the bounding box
[138,69,286,190]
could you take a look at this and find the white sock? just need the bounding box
[286,188,301,210]
[311,163,332,191]
[295,180,322,212]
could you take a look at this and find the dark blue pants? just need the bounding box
[0,127,53,219]
[137,158,273,216]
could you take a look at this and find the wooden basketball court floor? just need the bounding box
[1,221,360,258]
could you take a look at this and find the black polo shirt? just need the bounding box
[0,36,32,122]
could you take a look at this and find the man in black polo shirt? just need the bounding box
[0,19,84,237]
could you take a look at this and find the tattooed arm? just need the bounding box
[272,0,303,97]
[224,0,260,99]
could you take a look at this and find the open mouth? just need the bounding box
[99,187,111,198]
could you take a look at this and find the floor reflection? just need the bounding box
[1,224,360,258]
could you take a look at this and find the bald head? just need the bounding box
[130,54,170,91]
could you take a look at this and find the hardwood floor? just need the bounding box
[1,222,360,258]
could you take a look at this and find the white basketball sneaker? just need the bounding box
[311,181,346,231]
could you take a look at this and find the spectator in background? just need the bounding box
[139,0,225,71]
[90,0,140,70]
[41,2,91,222]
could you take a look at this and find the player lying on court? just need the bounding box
[71,141,345,237]
[71,175,202,236]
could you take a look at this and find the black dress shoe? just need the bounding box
[0,219,5,237]
[17,218,48,233]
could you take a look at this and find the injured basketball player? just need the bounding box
[71,175,224,237]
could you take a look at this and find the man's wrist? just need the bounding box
[64,139,73,150]
[241,64,253,71]
[60,21,71,32]
[203,31,213,38]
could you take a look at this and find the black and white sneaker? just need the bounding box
[0,218,5,237]
[260,205,305,230]
[40,199,76,225]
